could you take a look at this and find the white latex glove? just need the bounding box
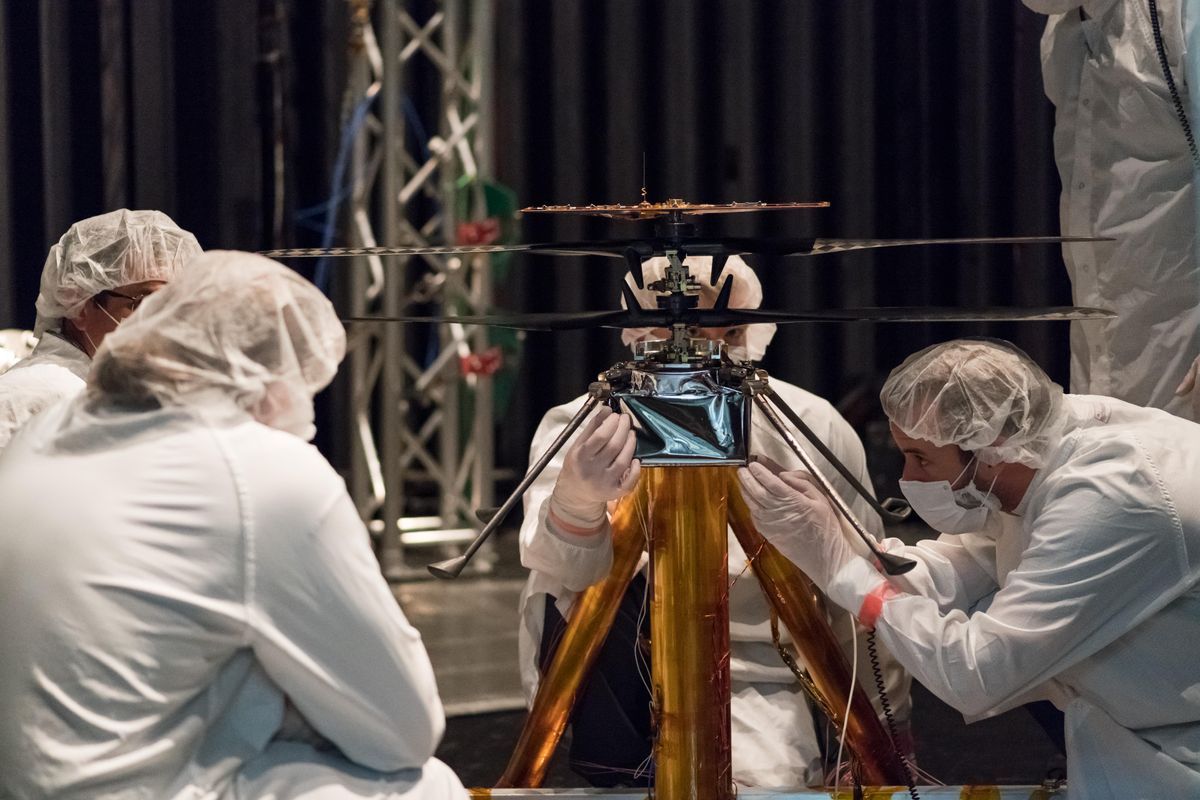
[549,405,641,530]
[737,462,892,619]
[1175,354,1200,421]
[736,462,846,586]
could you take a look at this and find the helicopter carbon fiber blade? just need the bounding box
[803,235,1107,256]
[732,305,1116,323]
[258,243,540,258]
[260,235,1107,261]
[345,304,1114,331]
[343,310,632,331]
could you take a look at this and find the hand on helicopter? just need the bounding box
[736,461,854,589]
[550,406,641,532]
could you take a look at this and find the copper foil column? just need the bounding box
[727,474,909,786]
[647,466,734,800]
[496,478,651,788]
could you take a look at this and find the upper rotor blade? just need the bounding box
[259,235,1106,261]
[258,244,539,258]
[803,235,1106,256]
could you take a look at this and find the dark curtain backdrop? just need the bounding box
[0,0,346,321]
[0,0,351,457]
[1,1,1070,487]
[492,0,1070,488]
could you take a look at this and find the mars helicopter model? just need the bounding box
[266,196,1108,576]
[263,198,1110,799]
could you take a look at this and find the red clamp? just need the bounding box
[456,219,501,245]
[460,346,504,376]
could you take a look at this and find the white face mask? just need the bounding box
[899,458,1000,533]
[79,301,124,356]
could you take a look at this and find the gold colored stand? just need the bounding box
[646,466,733,800]
[496,479,652,788]
[726,474,909,785]
[500,466,909,791]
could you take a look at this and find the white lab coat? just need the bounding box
[518,378,912,788]
[1033,0,1200,418]
[0,331,89,449]
[0,397,467,800]
[870,395,1200,799]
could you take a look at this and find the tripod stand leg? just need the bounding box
[647,466,734,800]
[495,477,651,788]
[726,474,910,786]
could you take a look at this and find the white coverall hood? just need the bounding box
[619,255,777,361]
[880,339,1065,469]
[34,209,202,338]
[90,250,346,441]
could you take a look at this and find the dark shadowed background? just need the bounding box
[0,1,1071,488]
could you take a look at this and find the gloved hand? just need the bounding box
[738,462,896,621]
[1175,354,1200,421]
[736,461,847,587]
[549,406,641,531]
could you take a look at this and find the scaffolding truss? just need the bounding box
[340,0,496,579]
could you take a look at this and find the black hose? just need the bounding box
[867,628,920,800]
[1148,0,1200,171]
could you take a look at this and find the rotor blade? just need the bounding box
[343,310,633,331]
[712,275,734,311]
[258,243,540,259]
[803,235,1107,256]
[344,304,1114,331]
[730,305,1116,323]
[260,235,1107,261]
[710,252,730,284]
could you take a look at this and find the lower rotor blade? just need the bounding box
[344,304,1114,331]
[729,306,1115,323]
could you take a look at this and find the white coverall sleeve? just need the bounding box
[247,464,445,772]
[519,398,614,592]
[0,366,86,450]
[875,532,1000,616]
[872,436,1195,718]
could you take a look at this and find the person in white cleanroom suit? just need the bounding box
[738,338,1200,799]
[1023,0,1200,420]
[518,255,913,788]
[0,208,200,449]
[0,251,466,800]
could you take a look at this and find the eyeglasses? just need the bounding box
[98,289,155,311]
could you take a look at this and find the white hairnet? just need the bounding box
[619,255,778,360]
[880,339,1065,468]
[34,209,202,337]
[90,250,346,440]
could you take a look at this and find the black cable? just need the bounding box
[1148,0,1200,171]
[866,628,920,800]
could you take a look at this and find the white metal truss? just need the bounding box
[341,0,496,579]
